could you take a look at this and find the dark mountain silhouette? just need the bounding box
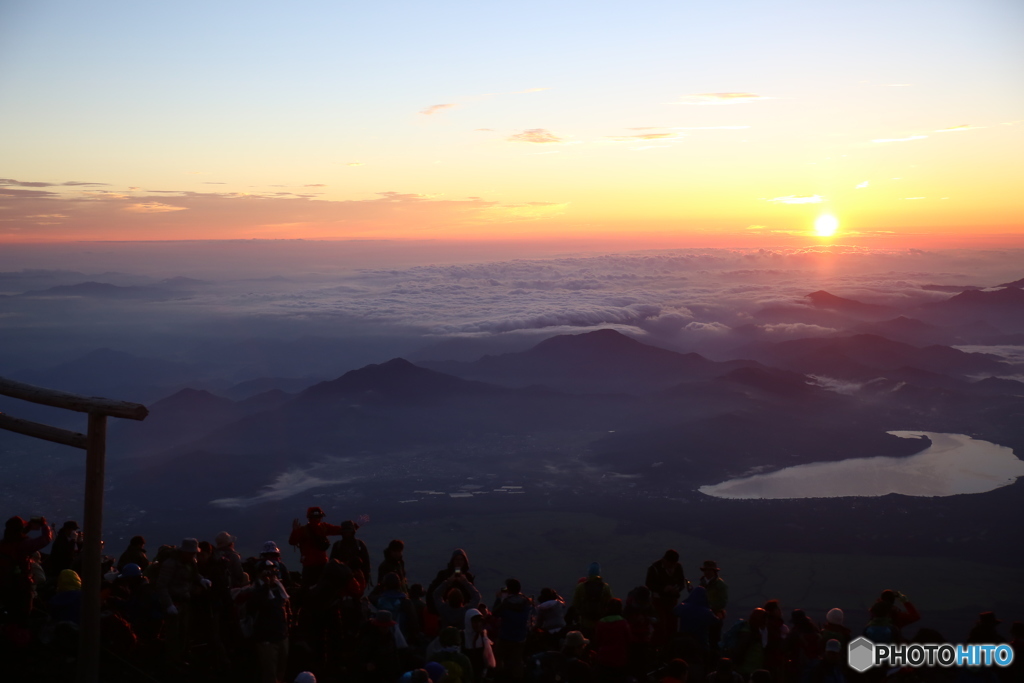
[111,387,292,456]
[970,376,1024,396]
[422,328,756,393]
[299,358,500,402]
[805,291,894,319]
[739,334,1013,380]
[851,317,941,345]
[998,277,1024,289]
[222,376,319,400]
[22,281,167,299]
[159,276,209,287]
[917,287,1024,332]
[718,366,819,398]
[15,348,204,403]
[921,284,984,293]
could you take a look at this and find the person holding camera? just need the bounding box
[248,559,291,683]
[0,515,53,624]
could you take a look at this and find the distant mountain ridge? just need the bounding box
[423,328,757,394]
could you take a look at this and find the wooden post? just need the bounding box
[77,412,107,683]
[0,378,146,682]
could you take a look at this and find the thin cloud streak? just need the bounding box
[420,103,457,115]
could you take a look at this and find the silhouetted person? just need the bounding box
[47,520,80,577]
[330,519,372,588]
[118,534,149,572]
[427,548,475,614]
[648,549,687,648]
[0,515,52,624]
[378,538,408,590]
[573,561,613,636]
[289,506,345,589]
[493,578,533,681]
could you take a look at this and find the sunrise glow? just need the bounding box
[815,215,839,238]
[0,1,1020,248]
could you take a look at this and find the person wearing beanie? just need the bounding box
[430,626,475,683]
[821,608,851,651]
[49,568,83,624]
[294,673,317,683]
[572,562,613,636]
[117,535,149,572]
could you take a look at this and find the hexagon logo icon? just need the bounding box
[848,637,875,673]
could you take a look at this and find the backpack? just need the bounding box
[578,580,606,621]
[376,592,407,631]
[864,623,894,644]
[721,620,746,652]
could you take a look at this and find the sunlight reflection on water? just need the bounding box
[699,432,1024,499]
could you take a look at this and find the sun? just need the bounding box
[814,215,839,237]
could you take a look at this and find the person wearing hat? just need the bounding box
[211,531,246,589]
[260,541,291,587]
[329,519,372,588]
[968,612,1005,644]
[47,520,81,577]
[698,561,728,617]
[157,538,212,671]
[289,506,346,590]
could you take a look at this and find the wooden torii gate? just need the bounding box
[0,377,148,683]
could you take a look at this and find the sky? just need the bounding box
[1,0,1022,247]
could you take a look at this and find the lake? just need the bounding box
[698,431,1024,499]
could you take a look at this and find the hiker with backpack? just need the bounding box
[374,571,420,643]
[329,519,372,589]
[572,562,613,637]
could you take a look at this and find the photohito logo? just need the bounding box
[848,637,1015,673]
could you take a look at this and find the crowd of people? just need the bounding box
[1,507,1020,683]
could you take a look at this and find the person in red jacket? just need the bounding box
[289,506,345,590]
[594,598,633,682]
